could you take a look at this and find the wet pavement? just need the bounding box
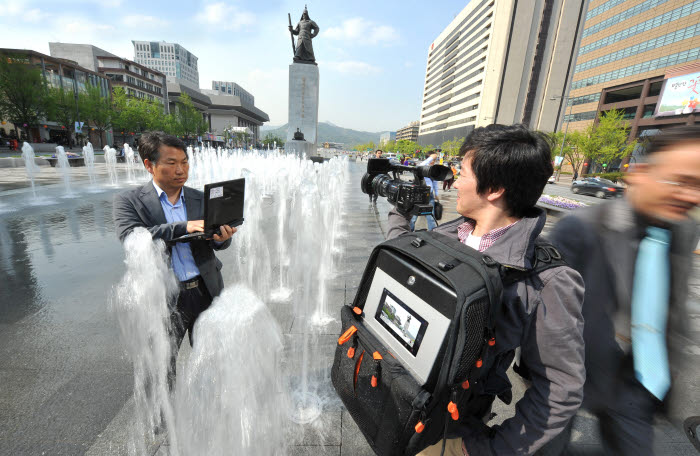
[0,160,697,455]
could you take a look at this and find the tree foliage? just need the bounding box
[262,132,285,148]
[80,84,112,147]
[46,87,80,147]
[0,53,47,139]
[440,137,464,158]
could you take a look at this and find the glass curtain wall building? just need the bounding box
[566,0,700,133]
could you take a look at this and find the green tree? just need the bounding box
[175,93,208,141]
[0,53,47,140]
[80,83,112,147]
[591,108,637,167]
[548,130,585,176]
[46,87,80,147]
[440,137,464,158]
[262,132,285,148]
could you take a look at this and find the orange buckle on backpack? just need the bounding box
[371,375,378,387]
[488,337,496,346]
[447,401,459,421]
[353,306,363,316]
[475,358,483,368]
[338,326,357,345]
[415,421,425,433]
[372,351,383,360]
[347,347,355,358]
[461,379,470,390]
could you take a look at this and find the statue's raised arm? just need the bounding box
[288,6,319,65]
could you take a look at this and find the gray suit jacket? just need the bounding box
[113,181,231,298]
[550,197,698,416]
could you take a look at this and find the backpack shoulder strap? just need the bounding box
[501,238,568,285]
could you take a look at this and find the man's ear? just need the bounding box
[143,159,155,175]
[486,187,506,203]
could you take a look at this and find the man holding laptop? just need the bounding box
[113,131,236,386]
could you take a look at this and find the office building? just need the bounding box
[49,43,168,108]
[396,121,420,142]
[566,0,700,138]
[379,131,396,144]
[132,41,199,89]
[166,83,269,145]
[0,48,111,145]
[418,0,587,146]
[212,81,254,106]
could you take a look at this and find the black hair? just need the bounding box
[459,124,553,218]
[645,124,700,157]
[137,131,187,163]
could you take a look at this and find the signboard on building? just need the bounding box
[654,71,700,117]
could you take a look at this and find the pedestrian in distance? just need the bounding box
[545,125,700,455]
[388,124,586,455]
[409,151,440,231]
[370,149,383,204]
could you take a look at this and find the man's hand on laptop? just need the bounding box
[187,220,205,233]
[212,225,236,242]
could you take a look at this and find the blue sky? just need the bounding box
[0,0,471,132]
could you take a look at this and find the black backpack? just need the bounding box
[331,230,565,456]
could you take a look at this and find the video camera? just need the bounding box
[360,158,453,216]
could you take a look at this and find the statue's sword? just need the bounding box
[288,13,296,54]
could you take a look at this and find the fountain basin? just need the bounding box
[47,157,85,167]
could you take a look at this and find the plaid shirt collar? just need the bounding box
[457,218,519,252]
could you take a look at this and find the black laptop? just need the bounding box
[172,178,245,243]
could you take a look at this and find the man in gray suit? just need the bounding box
[549,125,700,454]
[113,132,235,386]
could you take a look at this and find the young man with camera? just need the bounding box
[387,124,585,455]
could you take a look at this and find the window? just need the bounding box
[604,86,643,104]
[579,0,700,56]
[576,24,700,73]
[582,0,670,38]
[572,47,700,90]
[642,104,656,118]
[563,111,596,122]
[569,93,601,106]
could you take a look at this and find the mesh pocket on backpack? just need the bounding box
[451,297,488,383]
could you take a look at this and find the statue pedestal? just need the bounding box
[286,63,319,147]
[285,139,316,158]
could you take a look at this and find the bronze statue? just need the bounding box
[288,6,319,64]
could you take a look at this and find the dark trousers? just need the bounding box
[167,277,213,389]
[537,380,658,455]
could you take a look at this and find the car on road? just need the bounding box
[548,175,556,184]
[571,177,624,198]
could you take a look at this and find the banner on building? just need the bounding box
[654,71,700,117]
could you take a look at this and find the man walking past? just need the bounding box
[548,125,700,455]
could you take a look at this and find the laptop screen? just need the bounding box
[204,178,245,232]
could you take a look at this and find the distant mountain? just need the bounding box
[261,122,381,147]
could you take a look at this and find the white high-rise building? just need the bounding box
[418,0,587,146]
[132,40,199,89]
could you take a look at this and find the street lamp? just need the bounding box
[551,95,573,181]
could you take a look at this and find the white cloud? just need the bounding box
[1,0,47,22]
[24,8,48,22]
[123,15,169,27]
[324,17,399,46]
[325,60,382,75]
[65,22,114,34]
[195,2,255,30]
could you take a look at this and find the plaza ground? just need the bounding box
[0,160,697,455]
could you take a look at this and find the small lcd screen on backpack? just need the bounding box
[375,288,428,356]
